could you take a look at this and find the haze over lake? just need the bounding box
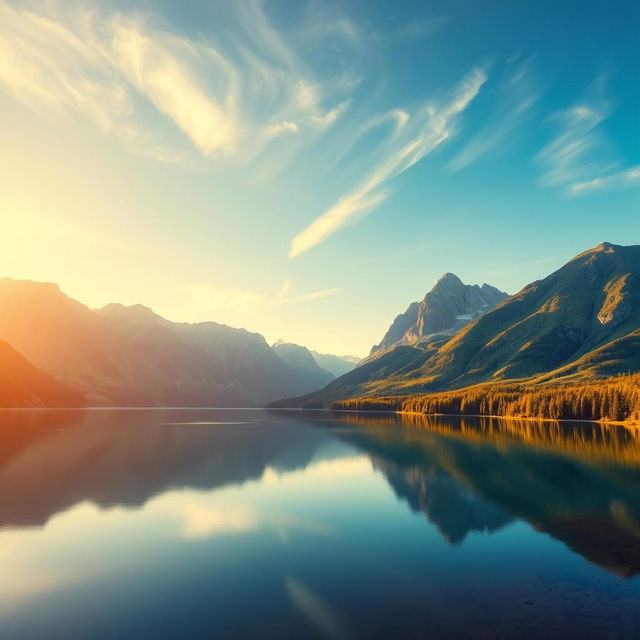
[2,408,639,639]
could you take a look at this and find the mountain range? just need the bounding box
[309,350,360,377]
[271,242,640,408]
[3,241,639,410]
[0,279,353,407]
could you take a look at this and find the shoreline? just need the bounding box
[330,407,640,429]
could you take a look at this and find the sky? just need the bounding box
[0,0,638,356]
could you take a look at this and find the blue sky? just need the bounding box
[0,0,638,355]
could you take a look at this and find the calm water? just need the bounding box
[1,409,640,639]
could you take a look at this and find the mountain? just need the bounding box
[0,278,317,407]
[272,341,335,390]
[270,242,640,408]
[0,339,84,407]
[310,350,360,377]
[367,273,508,361]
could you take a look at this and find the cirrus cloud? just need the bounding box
[0,0,351,163]
[289,66,488,257]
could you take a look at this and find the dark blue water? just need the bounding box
[1,408,639,639]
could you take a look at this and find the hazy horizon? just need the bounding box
[1,0,638,355]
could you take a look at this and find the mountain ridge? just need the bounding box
[269,242,640,408]
[0,278,334,406]
[271,341,335,390]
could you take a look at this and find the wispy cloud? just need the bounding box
[537,90,640,197]
[537,101,616,188]
[289,67,488,257]
[183,279,340,319]
[280,287,341,304]
[449,58,539,171]
[0,0,352,163]
[277,279,340,304]
[569,165,640,195]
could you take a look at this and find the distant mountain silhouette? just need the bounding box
[309,350,360,377]
[271,243,640,408]
[272,341,335,389]
[0,279,327,406]
[0,339,84,407]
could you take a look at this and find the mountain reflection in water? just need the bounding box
[336,412,640,577]
[1,408,639,639]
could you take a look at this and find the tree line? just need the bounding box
[333,373,640,424]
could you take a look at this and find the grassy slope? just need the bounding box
[270,243,640,408]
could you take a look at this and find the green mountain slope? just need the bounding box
[270,242,640,408]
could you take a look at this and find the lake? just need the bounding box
[1,408,639,639]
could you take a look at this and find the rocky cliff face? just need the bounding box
[368,273,507,361]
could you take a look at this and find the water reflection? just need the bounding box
[0,409,336,529]
[1,409,640,638]
[332,412,640,576]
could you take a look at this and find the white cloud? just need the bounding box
[537,90,639,197]
[449,59,539,171]
[289,189,389,258]
[309,99,352,128]
[289,67,488,257]
[0,3,130,133]
[109,16,241,157]
[569,165,640,195]
[0,0,352,163]
[265,121,299,137]
[537,102,616,188]
[276,280,341,304]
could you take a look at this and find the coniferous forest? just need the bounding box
[333,374,640,424]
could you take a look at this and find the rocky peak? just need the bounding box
[435,272,464,289]
[368,274,508,360]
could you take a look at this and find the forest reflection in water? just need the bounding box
[0,408,639,639]
[332,411,640,577]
